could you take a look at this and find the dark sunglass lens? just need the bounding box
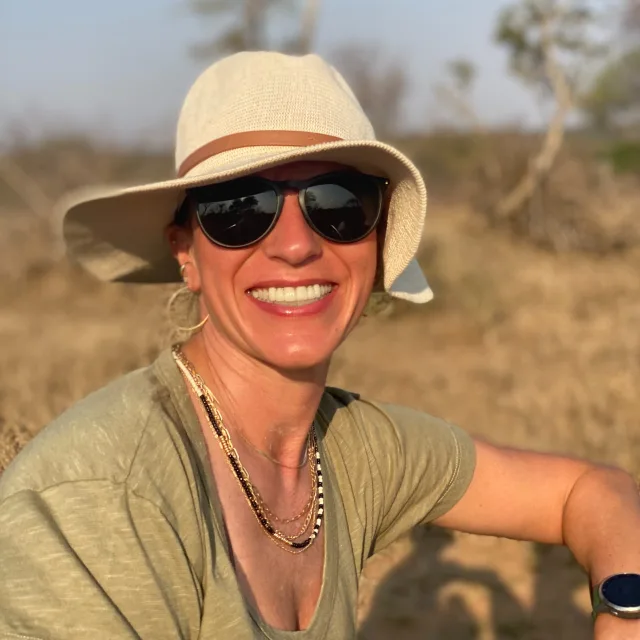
[193,179,278,247]
[304,175,381,243]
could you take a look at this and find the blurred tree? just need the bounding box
[330,44,408,138]
[581,0,640,129]
[188,0,321,58]
[433,59,504,185]
[582,48,640,129]
[295,0,321,54]
[189,0,272,56]
[448,59,477,95]
[188,2,407,137]
[493,0,603,222]
[434,58,479,127]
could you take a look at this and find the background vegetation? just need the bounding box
[1,1,639,638]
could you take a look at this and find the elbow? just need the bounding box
[561,464,638,544]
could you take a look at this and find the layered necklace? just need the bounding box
[172,346,325,554]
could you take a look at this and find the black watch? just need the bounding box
[592,573,640,620]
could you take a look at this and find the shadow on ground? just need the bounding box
[358,527,592,640]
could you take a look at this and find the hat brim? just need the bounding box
[60,139,432,303]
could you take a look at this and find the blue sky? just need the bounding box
[2,0,545,146]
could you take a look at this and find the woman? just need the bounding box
[0,52,639,639]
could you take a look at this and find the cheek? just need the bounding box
[192,234,246,300]
[352,235,379,286]
[332,235,378,306]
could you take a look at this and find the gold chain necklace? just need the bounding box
[172,346,325,554]
[252,445,319,540]
[233,423,311,469]
[196,376,318,526]
[253,471,317,540]
[253,447,317,525]
[198,379,318,541]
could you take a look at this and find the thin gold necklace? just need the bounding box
[191,373,317,524]
[232,421,310,470]
[172,346,325,554]
[193,370,318,540]
[253,451,318,540]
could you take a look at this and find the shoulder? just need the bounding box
[320,388,477,553]
[320,386,466,454]
[320,387,476,509]
[0,361,169,500]
[318,387,477,558]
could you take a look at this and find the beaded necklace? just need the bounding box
[172,346,325,554]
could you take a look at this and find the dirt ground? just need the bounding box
[1,203,638,639]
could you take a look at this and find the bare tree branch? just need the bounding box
[189,0,290,57]
[495,1,579,222]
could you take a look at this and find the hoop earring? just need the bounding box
[167,286,210,333]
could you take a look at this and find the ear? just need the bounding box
[166,223,198,291]
[166,223,192,263]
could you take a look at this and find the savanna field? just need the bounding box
[1,139,639,639]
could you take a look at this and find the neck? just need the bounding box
[181,331,328,470]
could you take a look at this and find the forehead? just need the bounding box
[254,161,353,181]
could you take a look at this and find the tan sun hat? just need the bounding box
[60,51,433,303]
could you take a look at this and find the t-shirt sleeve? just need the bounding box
[357,401,476,554]
[0,482,202,640]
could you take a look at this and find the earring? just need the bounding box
[168,263,210,333]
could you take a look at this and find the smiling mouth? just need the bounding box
[248,284,335,306]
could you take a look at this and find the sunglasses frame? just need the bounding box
[182,171,389,249]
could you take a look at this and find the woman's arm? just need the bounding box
[433,439,640,638]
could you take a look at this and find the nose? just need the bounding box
[261,191,322,266]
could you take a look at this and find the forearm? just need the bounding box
[562,465,640,582]
[434,441,640,636]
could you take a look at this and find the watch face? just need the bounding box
[602,574,640,610]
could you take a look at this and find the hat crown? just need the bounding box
[175,52,376,171]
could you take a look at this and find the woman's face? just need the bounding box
[169,161,379,372]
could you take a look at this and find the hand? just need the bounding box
[595,614,640,639]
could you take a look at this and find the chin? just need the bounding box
[257,340,338,372]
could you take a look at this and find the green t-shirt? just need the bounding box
[0,349,476,639]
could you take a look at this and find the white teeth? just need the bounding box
[249,284,334,306]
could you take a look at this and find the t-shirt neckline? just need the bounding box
[153,348,339,639]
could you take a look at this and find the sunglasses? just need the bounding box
[177,171,389,249]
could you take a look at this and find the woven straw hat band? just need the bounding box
[178,131,344,178]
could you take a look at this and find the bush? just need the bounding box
[604,141,640,174]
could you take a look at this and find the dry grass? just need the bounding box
[1,197,639,638]
[336,207,640,470]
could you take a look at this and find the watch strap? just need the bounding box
[591,582,606,620]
